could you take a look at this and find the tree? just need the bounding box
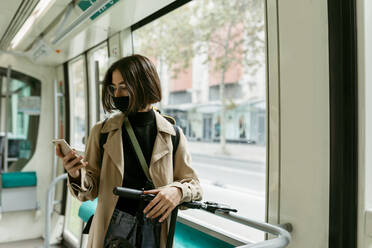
[134,0,265,153]
[195,0,265,153]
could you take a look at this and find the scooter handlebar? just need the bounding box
[113,187,237,213]
[113,187,156,200]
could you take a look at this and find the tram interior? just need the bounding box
[0,0,370,248]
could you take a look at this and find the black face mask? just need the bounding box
[113,96,129,113]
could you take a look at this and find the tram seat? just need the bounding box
[78,198,97,223]
[0,171,39,214]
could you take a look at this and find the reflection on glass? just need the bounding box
[66,192,83,240]
[69,58,87,151]
[133,0,266,242]
[57,80,66,139]
[4,77,41,172]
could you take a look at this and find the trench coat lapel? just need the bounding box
[101,113,125,177]
[103,129,124,176]
[150,132,171,166]
[150,111,176,167]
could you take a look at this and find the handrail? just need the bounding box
[51,0,114,45]
[113,187,291,248]
[215,211,291,248]
[3,65,11,172]
[44,173,68,248]
[51,79,58,204]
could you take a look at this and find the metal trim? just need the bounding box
[328,0,358,247]
[265,0,281,231]
[61,62,70,216]
[131,0,192,32]
[3,66,11,172]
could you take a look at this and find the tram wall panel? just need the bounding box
[358,0,372,246]
[0,54,57,242]
[277,0,330,247]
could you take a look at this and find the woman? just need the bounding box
[56,54,202,248]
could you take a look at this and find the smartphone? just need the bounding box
[52,139,73,156]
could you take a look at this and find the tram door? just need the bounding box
[266,0,330,247]
[62,42,109,248]
[203,114,213,141]
[62,56,87,247]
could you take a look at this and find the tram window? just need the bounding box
[133,0,266,242]
[64,194,83,243]
[68,57,88,151]
[87,43,109,124]
[1,77,41,172]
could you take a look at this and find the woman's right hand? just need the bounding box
[56,144,88,179]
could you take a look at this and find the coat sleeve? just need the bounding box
[167,128,203,204]
[66,123,102,202]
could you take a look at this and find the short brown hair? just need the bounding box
[102,54,162,114]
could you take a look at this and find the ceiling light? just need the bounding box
[10,0,54,49]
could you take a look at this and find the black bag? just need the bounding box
[103,206,160,248]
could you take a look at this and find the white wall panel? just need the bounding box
[0,54,57,243]
[276,0,329,247]
[357,0,372,247]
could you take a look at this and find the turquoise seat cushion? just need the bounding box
[78,198,98,223]
[174,222,234,248]
[1,171,37,188]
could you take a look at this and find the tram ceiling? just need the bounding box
[0,0,175,66]
[0,0,68,50]
[0,0,31,49]
[0,0,71,63]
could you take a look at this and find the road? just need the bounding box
[191,153,266,196]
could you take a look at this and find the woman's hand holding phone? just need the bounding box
[55,144,88,179]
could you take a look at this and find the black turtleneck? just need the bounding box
[115,109,157,215]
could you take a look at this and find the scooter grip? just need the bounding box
[113,187,144,199]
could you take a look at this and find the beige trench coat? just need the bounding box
[67,110,203,248]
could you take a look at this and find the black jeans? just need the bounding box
[104,208,162,248]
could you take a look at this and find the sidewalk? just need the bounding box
[188,141,266,163]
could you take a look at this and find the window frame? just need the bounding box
[0,67,42,172]
[61,0,272,246]
[86,41,110,126]
[67,55,89,150]
[62,39,109,248]
[130,0,270,244]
